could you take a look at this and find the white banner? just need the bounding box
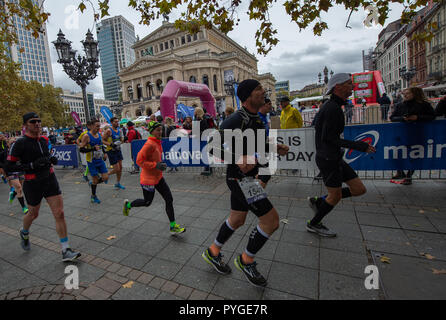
[273,129,317,170]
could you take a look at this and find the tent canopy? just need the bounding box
[291,96,324,106]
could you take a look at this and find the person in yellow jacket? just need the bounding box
[279,96,303,129]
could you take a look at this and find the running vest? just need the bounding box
[86,131,104,162]
[78,130,93,162]
[106,127,121,152]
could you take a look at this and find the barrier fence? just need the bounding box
[51,120,446,180]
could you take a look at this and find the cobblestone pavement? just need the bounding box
[1,169,445,300]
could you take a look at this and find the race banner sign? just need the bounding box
[52,145,79,167]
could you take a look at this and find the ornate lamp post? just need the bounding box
[53,29,100,123]
[399,66,417,86]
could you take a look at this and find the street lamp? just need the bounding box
[53,29,100,124]
[399,66,417,85]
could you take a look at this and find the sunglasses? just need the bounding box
[28,119,42,124]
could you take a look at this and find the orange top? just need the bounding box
[136,136,163,185]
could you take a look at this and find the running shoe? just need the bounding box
[123,199,131,216]
[22,205,29,214]
[62,248,81,262]
[115,183,126,190]
[401,178,412,185]
[308,196,321,215]
[83,174,89,182]
[306,220,337,237]
[392,172,406,179]
[9,190,16,204]
[170,223,186,235]
[201,248,231,275]
[91,195,101,204]
[234,255,267,287]
[19,228,30,251]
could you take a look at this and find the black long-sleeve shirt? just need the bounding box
[435,98,446,117]
[315,94,369,161]
[390,99,436,122]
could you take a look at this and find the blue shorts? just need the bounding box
[87,160,108,177]
[106,150,123,165]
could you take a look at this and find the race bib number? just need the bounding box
[238,177,267,204]
[141,184,155,192]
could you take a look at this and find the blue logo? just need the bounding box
[344,130,379,164]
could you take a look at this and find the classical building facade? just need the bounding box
[118,22,276,118]
[425,2,446,84]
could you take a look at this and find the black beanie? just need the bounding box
[237,79,260,102]
[23,112,39,124]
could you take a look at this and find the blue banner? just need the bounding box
[177,104,195,120]
[343,120,446,170]
[52,145,79,167]
[233,83,241,110]
[100,106,113,124]
[131,138,209,167]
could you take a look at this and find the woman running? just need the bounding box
[122,121,185,235]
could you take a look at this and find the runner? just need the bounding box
[5,112,81,261]
[0,133,8,183]
[201,79,289,287]
[76,123,91,182]
[308,73,376,237]
[102,117,125,190]
[122,121,185,235]
[6,137,28,214]
[78,119,109,204]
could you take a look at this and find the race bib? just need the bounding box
[141,184,155,192]
[238,177,267,204]
[93,150,103,159]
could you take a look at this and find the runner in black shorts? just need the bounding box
[201,79,289,287]
[6,112,81,262]
[308,73,376,237]
[102,117,125,190]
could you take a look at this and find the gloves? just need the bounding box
[155,162,167,171]
[30,157,51,170]
[50,156,58,165]
[79,146,94,153]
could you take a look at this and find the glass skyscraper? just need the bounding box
[97,15,136,101]
[8,0,54,86]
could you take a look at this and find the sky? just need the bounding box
[43,0,407,98]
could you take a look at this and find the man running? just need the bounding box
[122,121,185,235]
[6,112,81,261]
[202,79,289,287]
[76,123,92,182]
[79,119,109,204]
[102,117,125,190]
[308,73,376,237]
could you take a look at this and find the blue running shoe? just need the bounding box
[115,183,125,190]
[62,248,81,262]
[91,196,101,204]
[9,190,16,204]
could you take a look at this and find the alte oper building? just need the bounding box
[118,21,276,118]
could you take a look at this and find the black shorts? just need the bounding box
[316,157,358,188]
[226,178,273,217]
[106,150,123,165]
[23,173,62,206]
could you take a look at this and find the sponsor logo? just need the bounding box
[54,150,72,161]
[344,130,379,164]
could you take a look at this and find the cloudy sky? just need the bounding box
[44,0,406,98]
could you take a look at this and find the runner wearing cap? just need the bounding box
[307,73,376,237]
[122,121,185,235]
[5,112,81,261]
[201,79,289,287]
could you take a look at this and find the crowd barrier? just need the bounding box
[52,120,446,180]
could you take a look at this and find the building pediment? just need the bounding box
[134,23,180,49]
[119,57,174,75]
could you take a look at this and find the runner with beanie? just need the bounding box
[122,121,185,235]
[308,73,376,237]
[201,79,289,287]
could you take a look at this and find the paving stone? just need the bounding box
[112,282,160,300]
[38,293,51,300]
[127,270,143,281]
[105,272,129,284]
[160,280,179,294]
[107,263,122,273]
[319,271,380,300]
[262,289,309,300]
[41,285,56,293]
[26,293,40,300]
[94,277,122,293]
[149,277,167,290]
[206,294,224,300]
[81,285,111,300]
[137,273,155,285]
[189,289,208,300]
[48,293,62,300]
[19,287,34,296]
[7,290,21,299]
[117,265,132,277]
[174,285,194,299]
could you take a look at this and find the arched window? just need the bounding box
[127,86,133,100]
[136,84,142,100]
[156,79,163,92]
[167,76,173,83]
[213,74,218,92]
[189,75,196,83]
[146,81,153,97]
[202,75,209,87]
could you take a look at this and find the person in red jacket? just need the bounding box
[122,121,185,235]
[126,121,142,143]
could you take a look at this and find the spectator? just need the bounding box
[390,87,436,185]
[224,106,234,119]
[378,93,391,121]
[280,96,303,129]
[49,130,57,145]
[434,95,446,117]
[126,121,142,143]
[163,117,177,138]
[344,99,354,124]
[182,116,193,130]
[258,98,272,136]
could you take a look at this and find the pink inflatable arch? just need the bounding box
[160,80,216,121]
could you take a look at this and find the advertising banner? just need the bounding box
[100,106,113,124]
[52,145,79,167]
[70,111,82,126]
[352,71,380,104]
